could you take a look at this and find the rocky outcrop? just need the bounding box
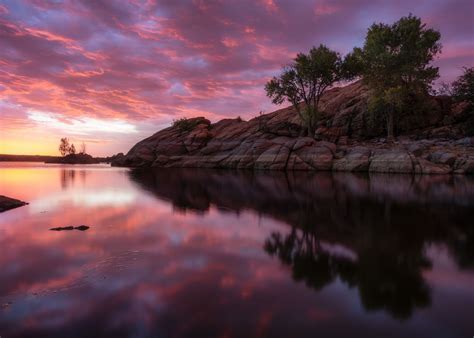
[113,82,474,174]
[0,195,27,213]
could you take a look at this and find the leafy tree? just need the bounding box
[59,137,70,156]
[452,67,474,105]
[58,138,78,156]
[265,44,345,136]
[348,15,442,141]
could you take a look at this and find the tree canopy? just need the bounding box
[265,44,345,136]
[452,67,474,105]
[58,137,77,156]
[263,15,473,141]
[59,137,70,156]
[351,14,441,90]
[345,14,442,140]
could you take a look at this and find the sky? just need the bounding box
[0,0,473,156]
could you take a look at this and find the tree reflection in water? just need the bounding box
[60,169,87,189]
[264,227,431,319]
[130,168,474,320]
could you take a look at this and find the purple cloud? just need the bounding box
[0,0,472,155]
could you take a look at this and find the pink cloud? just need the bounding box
[0,0,473,155]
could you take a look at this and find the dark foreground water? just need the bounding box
[0,163,473,338]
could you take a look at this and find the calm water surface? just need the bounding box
[0,162,473,338]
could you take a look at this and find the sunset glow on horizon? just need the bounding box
[1,0,473,156]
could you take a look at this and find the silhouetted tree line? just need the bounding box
[58,138,87,156]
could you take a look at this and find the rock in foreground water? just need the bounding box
[50,225,90,231]
[0,195,28,213]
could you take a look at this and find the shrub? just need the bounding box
[172,118,201,132]
[452,67,474,105]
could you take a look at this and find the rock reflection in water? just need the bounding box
[1,164,473,338]
[129,168,474,320]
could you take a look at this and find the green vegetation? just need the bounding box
[347,14,442,141]
[452,67,474,105]
[172,117,202,132]
[265,44,346,136]
[265,15,473,141]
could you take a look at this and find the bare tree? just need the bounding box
[80,142,86,154]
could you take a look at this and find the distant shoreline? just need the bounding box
[0,154,61,162]
[0,154,117,164]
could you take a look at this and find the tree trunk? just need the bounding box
[386,110,394,143]
[298,112,308,137]
[307,108,316,138]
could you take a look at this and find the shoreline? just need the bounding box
[112,137,474,175]
[110,82,473,175]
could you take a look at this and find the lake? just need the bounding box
[0,162,473,338]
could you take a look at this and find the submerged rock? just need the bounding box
[50,225,90,231]
[50,226,74,231]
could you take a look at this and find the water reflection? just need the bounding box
[264,228,431,319]
[0,165,473,338]
[130,169,474,320]
[60,169,88,189]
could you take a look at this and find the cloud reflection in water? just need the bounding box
[0,165,473,338]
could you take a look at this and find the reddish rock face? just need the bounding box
[113,82,474,174]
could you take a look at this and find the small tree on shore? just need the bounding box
[347,15,442,141]
[58,138,78,156]
[59,138,70,156]
[265,44,345,136]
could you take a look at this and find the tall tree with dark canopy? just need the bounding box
[347,15,442,141]
[265,44,344,136]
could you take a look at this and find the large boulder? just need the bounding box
[333,147,371,172]
[369,149,414,174]
[428,151,457,166]
[414,159,452,175]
